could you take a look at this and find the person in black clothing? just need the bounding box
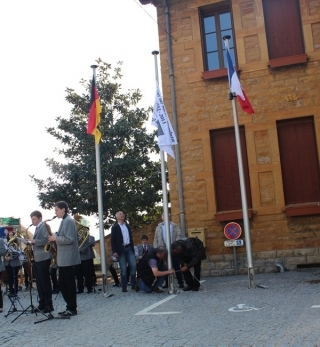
[171,237,206,292]
[136,247,174,293]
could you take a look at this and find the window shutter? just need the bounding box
[263,0,304,59]
[210,127,252,211]
[277,117,320,205]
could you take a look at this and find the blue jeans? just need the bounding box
[138,263,166,293]
[118,247,136,288]
[138,276,165,293]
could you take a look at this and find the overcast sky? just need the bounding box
[0,0,159,239]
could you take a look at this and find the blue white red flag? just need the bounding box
[225,46,254,114]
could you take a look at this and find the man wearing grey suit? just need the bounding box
[136,235,154,260]
[76,235,95,293]
[49,201,80,317]
[29,210,53,313]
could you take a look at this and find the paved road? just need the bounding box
[1,270,320,347]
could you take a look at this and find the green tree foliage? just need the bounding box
[31,59,163,229]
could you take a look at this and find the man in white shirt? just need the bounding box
[110,211,137,292]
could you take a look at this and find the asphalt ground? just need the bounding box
[1,269,320,347]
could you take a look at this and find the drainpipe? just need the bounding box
[163,0,186,237]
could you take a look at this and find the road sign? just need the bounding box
[224,222,242,240]
[224,239,244,247]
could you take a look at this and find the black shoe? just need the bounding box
[76,291,84,294]
[42,306,54,313]
[178,283,185,289]
[152,286,164,293]
[37,305,46,311]
[122,288,127,292]
[192,287,199,291]
[182,285,193,292]
[87,290,93,294]
[58,310,66,315]
[61,310,77,316]
[112,283,120,287]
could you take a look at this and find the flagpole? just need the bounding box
[152,51,175,294]
[223,36,255,289]
[90,65,112,298]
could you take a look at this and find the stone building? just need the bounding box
[139,0,320,275]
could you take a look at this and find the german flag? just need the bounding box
[87,75,101,144]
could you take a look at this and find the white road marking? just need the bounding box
[311,305,320,308]
[228,303,263,312]
[135,295,180,315]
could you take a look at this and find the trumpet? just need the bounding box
[43,216,57,267]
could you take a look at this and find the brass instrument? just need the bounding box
[6,231,23,258]
[23,224,34,262]
[74,214,90,249]
[43,216,57,267]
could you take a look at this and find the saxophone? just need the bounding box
[43,216,57,267]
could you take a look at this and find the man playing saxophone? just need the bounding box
[27,210,54,313]
[48,201,80,317]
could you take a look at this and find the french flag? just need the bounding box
[226,47,254,114]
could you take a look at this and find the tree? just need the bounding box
[31,59,163,229]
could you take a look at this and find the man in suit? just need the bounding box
[49,201,81,317]
[136,234,154,260]
[153,213,185,289]
[76,235,95,294]
[111,211,137,292]
[28,210,54,313]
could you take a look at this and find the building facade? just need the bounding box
[140,0,320,275]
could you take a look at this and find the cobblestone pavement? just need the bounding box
[1,270,320,347]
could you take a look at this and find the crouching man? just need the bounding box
[135,247,174,293]
[171,237,206,292]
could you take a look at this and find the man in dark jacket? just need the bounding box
[136,247,174,293]
[111,211,137,292]
[171,237,206,292]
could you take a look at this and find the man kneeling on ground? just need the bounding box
[136,247,174,293]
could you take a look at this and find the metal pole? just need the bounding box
[223,37,255,288]
[91,65,112,297]
[233,246,238,275]
[152,51,175,294]
[163,0,186,237]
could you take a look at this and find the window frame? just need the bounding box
[210,126,252,222]
[199,1,236,80]
[262,0,307,68]
[277,116,320,217]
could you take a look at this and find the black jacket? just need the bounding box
[173,237,206,269]
[137,251,163,287]
[111,223,134,256]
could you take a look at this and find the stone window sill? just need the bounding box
[285,203,320,217]
[215,209,252,222]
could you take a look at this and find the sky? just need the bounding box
[0,0,159,239]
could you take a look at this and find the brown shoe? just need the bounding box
[122,288,127,292]
[152,286,163,293]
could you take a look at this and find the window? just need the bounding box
[200,1,235,79]
[262,0,307,68]
[277,117,320,217]
[210,127,252,222]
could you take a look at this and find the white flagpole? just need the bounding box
[90,65,112,298]
[152,51,175,294]
[222,37,255,288]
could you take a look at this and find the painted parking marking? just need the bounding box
[228,303,263,312]
[135,295,180,315]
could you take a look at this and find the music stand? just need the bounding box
[11,259,69,324]
[5,261,25,319]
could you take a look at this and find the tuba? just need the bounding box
[73,215,90,249]
[43,216,57,267]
